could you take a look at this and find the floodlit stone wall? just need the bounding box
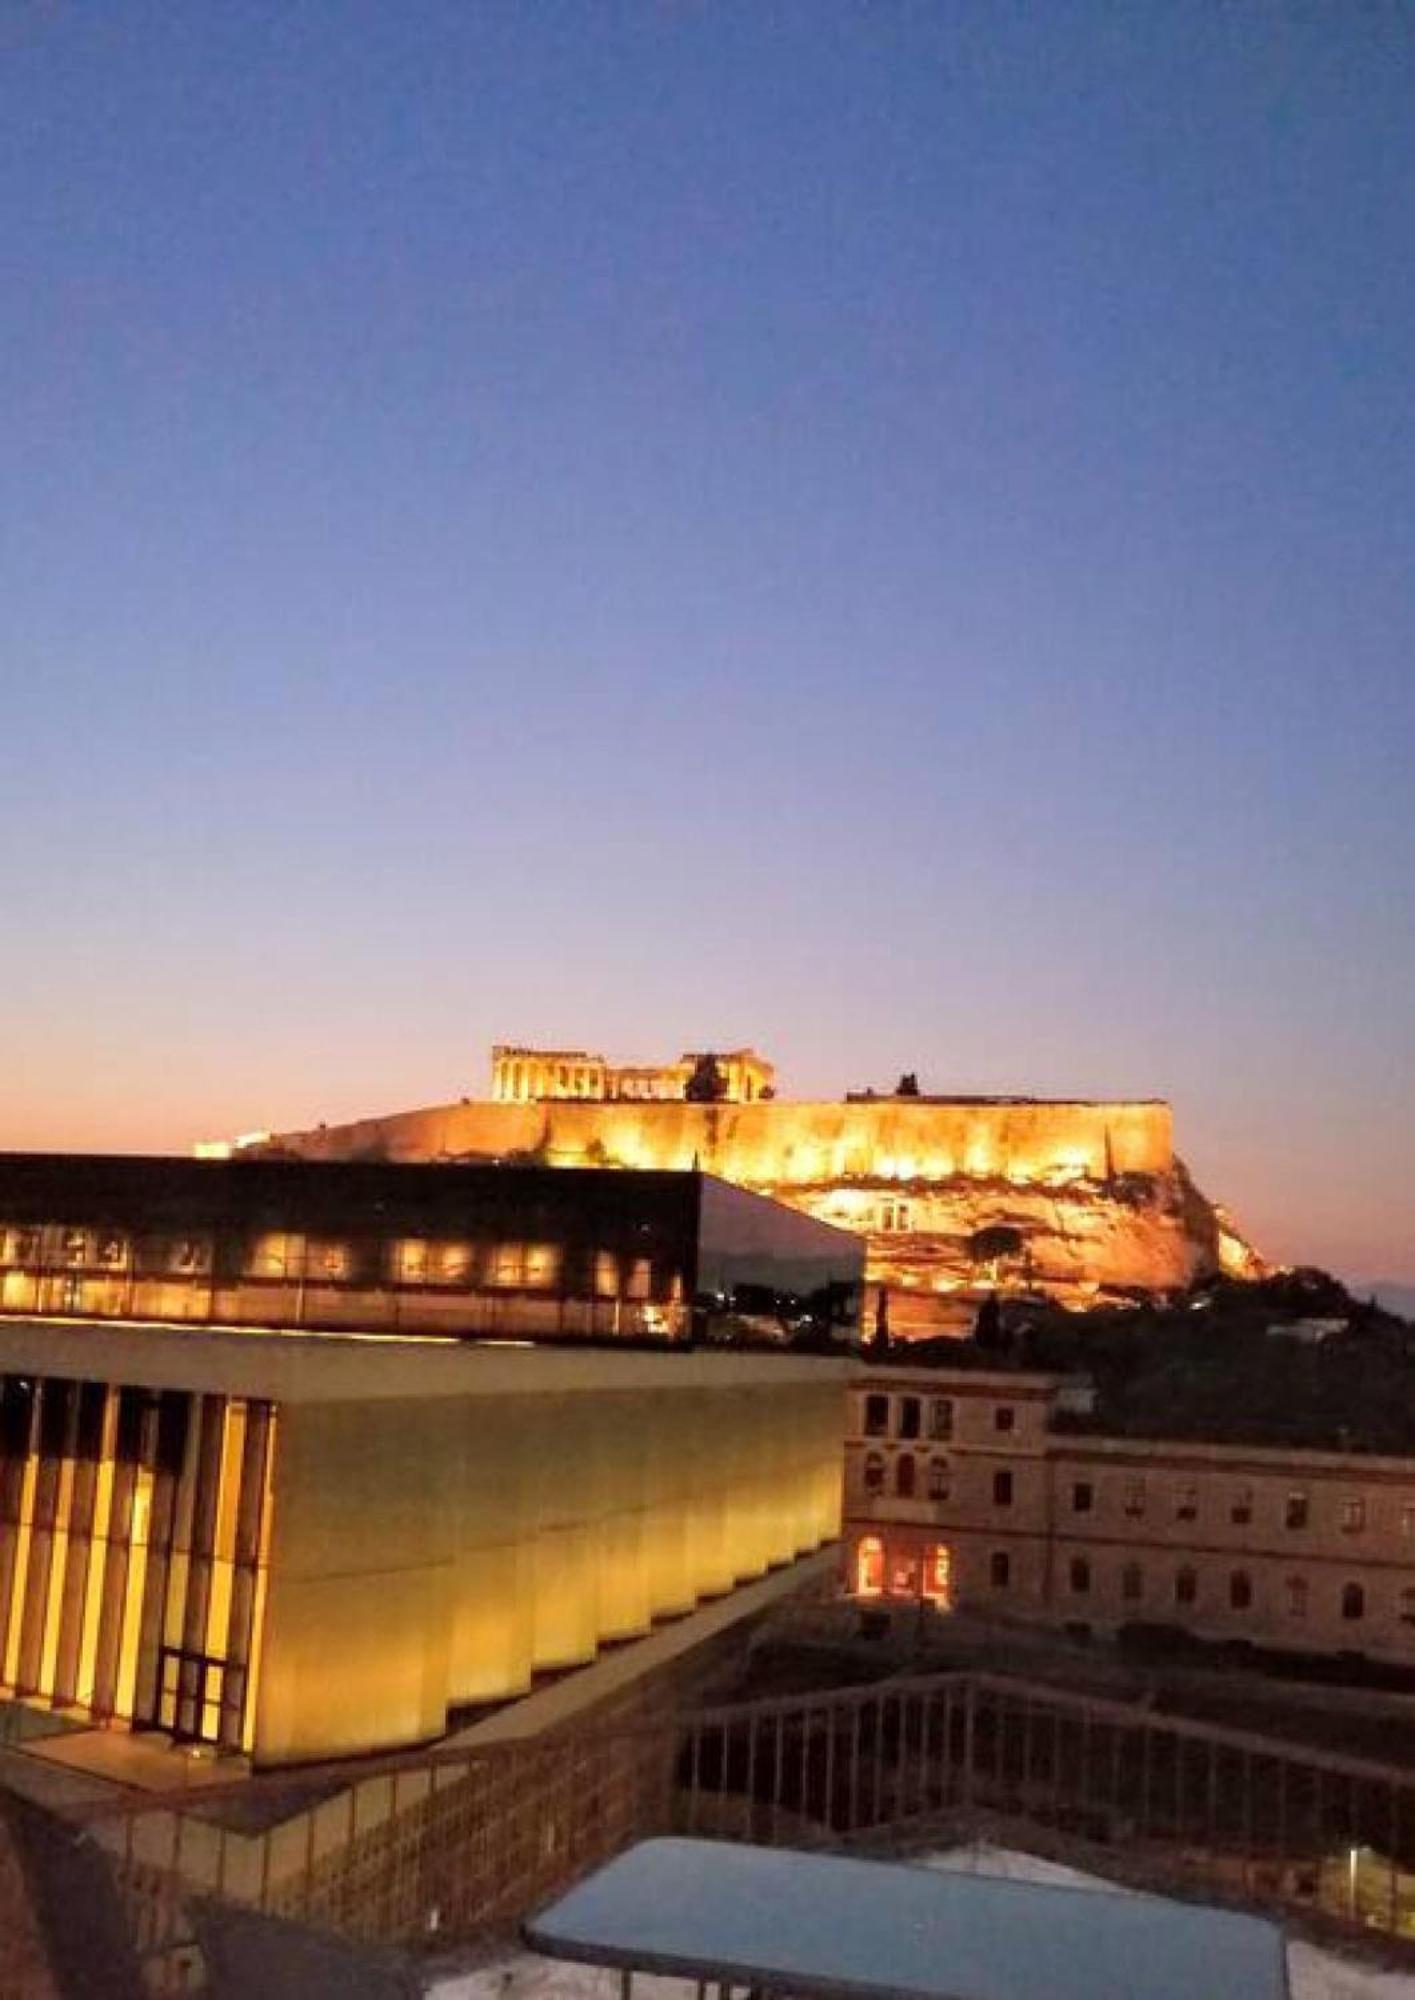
[261,1095,1172,1182]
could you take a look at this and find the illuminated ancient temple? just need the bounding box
[491,1044,775,1104]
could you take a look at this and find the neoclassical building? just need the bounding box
[844,1366,1415,1666]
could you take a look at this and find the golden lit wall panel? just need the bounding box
[256,1399,457,1762]
[251,1367,845,1762]
[0,1333,848,1767]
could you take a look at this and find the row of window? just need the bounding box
[1075,1476,1411,1538]
[862,1393,1017,1441]
[861,1445,1415,1540]
[861,1453,1014,1505]
[1061,1558,1410,1625]
[862,1453,951,1500]
[862,1457,1415,1547]
[856,1538,1415,1627]
[0,1230,667,1299]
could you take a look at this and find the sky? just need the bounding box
[2,2,1412,1286]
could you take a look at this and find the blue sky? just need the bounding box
[2,2,1412,1282]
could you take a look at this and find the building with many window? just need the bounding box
[844,1367,1415,1665]
[0,1154,862,1345]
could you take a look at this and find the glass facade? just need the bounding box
[0,1374,274,1750]
[0,1156,863,1345]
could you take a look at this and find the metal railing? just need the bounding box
[61,1669,1415,1991]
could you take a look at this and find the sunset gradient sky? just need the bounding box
[2,4,1412,1286]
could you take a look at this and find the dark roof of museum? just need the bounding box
[0,1151,720,1233]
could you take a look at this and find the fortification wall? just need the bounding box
[266,1097,1173,1188]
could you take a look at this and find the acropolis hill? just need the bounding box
[226,1046,1262,1336]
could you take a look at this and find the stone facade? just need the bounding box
[844,1366,1415,1665]
[490,1044,775,1104]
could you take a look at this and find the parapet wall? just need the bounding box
[263,1096,1173,1187]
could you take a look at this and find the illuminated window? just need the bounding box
[1230,1486,1253,1525]
[398,1239,430,1282]
[97,1236,126,1268]
[896,1454,916,1499]
[927,1458,950,1501]
[491,1243,560,1289]
[989,1550,1010,1589]
[929,1398,953,1440]
[1175,1566,1197,1607]
[312,1240,350,1280]
[491,1244,522,1286]
[1122,1562,1143,1603]
[898,1397,921,1440]
[1285,1492,1309,1530]
[1229,1570,1252,1610]
[593,1252,619,1298]
[923,1544,952,1607]
[863,1394,889,1437]
[1340,1499,1365,1535]
[63,1230,87,1265]
[626,1257,652,1301]
[2,1228,35,1265]
[1123,1478,1146,1518]
[1175,1485,1198,1522]
[438,1242,473,1284]
[889,1551,919,1597]
[993,1469,1013,1507]
[523,1244,560,1290]
[251,1233,294,1279]
[1286,1575,1308,1619]
[863,1453,885,1496]
[1341,1582,1365,1622]
[879,1199,912,1233]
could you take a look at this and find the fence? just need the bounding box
[72,1669,1415,1990]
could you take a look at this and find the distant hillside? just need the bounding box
[1361,1281,1415,1323]
[889,1269,1415,1454]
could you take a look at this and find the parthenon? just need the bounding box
[491,1044,775,1104]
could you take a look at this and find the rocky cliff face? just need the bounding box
[245,1092,1261,1335]
[793,1158,1263,1336]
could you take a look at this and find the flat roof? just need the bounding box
[0,1318,853,1403]
[0,1151,712,1222]
[524,1838,1289,2000]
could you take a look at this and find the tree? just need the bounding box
[973,1290,1005,1350]
[870,1286,892,1356]
[684,1053,728,1102]
[895,1072,921,1097]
